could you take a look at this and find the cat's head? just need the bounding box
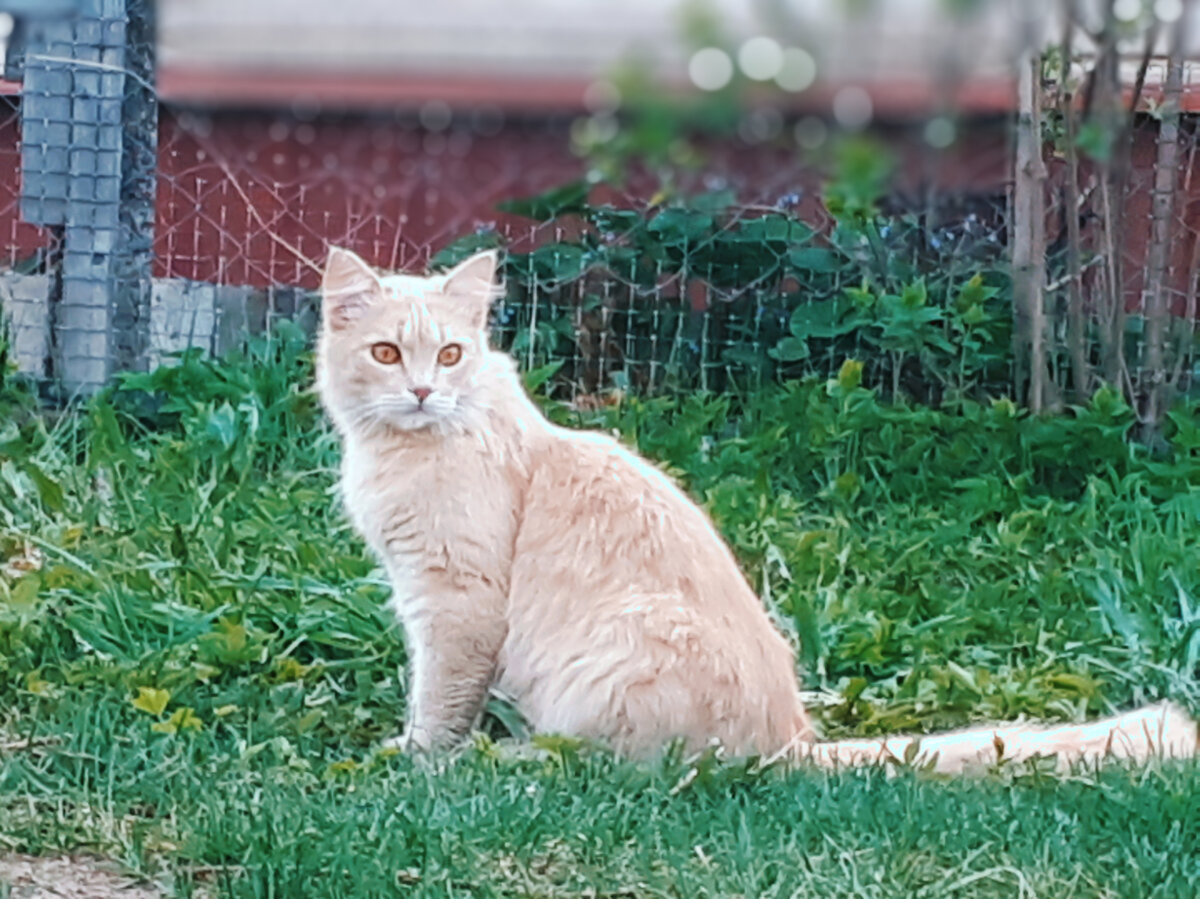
[316,246,504,435]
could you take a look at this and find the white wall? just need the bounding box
[158,0,1200,87]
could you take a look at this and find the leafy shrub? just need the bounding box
[436,143,1013,404]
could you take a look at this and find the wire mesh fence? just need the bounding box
[1,1,1200,413]
[3,98,1017,401]
[142,102,1019,402]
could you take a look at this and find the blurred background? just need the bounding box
[1,0,1199,434]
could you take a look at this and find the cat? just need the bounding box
[316,246,1197,773]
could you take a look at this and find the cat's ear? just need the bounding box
[322,247,383,331]
[440,250,500,329]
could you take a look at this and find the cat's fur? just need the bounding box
[316,246,1197,773]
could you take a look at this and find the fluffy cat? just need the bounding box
[316,246,1197,773]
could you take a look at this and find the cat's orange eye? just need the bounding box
[437,343,463,367]
[371,342,402,365]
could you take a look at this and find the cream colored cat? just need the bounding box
[316,246,1197,773]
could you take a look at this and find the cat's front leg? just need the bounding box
[390,589,506,752]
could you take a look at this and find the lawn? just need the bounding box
[1,327,1198,897]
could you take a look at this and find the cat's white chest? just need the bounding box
[340,432,518,615]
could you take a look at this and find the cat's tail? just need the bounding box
[780,702,1198,774]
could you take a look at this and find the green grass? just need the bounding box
[1,328,1198,897]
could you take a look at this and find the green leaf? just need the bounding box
[823,137,894,222]
[1045,672,1099,698]
[832,471,861,500]
[87,401,135,465]
[485,694,531,741]
[584,205,644,234]
[527,243,588,282]
[844,285,875,307]
[1090,578,1143,650]
[1074,121,1114,163]
[842,677,868,705]
[790,593,822,672]
[955,273,987,310]
[903,738,921,765]
[151,706,203,734]
[787,247,840,273]
[961,304,987,326]
[900,279,927,308]
[205,403,238,449]
[9,573,41,610]
[294,709,324,734]
[24,671,52,695]
[733,216,814,243]
[132,686,171,717]
[769,336,810,362]
[531,733,586,762]
[648,208,715,246]
[198,618,263,667]
[789,298,858,340]
[838,359,864,391]
[498,180,591,221]
[272,657,310,683]
[21,460,64,513]
[325,758,360,777]
[430,231,503,270]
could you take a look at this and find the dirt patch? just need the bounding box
[0,854,161,899]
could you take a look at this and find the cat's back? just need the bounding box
[519,422,738,583]
[501,420,808,757]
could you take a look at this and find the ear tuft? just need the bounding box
[442,250,500,295]
[440,250,501,329]
[323,247,383,330]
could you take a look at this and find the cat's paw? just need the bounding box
[379,733,409,753]
[380,726,434,754]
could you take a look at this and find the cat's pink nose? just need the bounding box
[411,387,433,403]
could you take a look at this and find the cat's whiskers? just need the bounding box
[344,394,468,438]
[347,400,411,432]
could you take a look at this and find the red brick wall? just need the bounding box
[0,98,50,268]
[154,110,588,287]
[148,108,1019,289]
